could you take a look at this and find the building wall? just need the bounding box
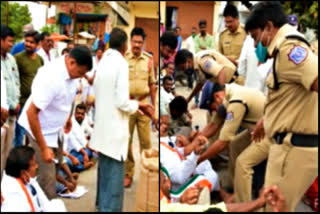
[165,1,215,40]
[125,2,159,66]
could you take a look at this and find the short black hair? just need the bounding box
[163,75,173,84]
[212,84,225,96]
[160,31,178,50]
[5,146,35,178]
[175,26,181,31]
[61,48,70,55]
[76,103,87,112]
[69,46,93,70]
[204,207,224,212]
[1,24,15,39]
[130,27,146,40]
[39,31,50,41]
[169,96,188,114]
[245,1,288,32]
[109,27,128,51]
[198,19,207,27]
[175,49,193,65]
[24,30,40,44]
[223,4,239,18]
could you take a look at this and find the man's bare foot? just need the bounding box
[219,189,234,203]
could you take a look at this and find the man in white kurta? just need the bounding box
[1,69,9,181]
[90,28,153,212]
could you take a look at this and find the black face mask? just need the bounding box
[217,104,227,119]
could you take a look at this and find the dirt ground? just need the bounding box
[62,124,159,212]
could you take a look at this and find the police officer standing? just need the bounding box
[243,2,318,211]
[219,4,247,66]
[124,27,157,188]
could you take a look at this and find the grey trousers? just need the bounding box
[97,153,124,212]
[27,132,63,200]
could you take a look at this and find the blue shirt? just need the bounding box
[11,42,25,56]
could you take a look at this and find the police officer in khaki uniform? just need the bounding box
[218,4,247,65]
[124,27,157,188]
[174,49,238,105]
[196,83,266,184]
[241,2,318,211]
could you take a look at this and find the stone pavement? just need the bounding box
[62,125,159,212]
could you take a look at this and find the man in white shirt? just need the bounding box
[37,32,53,65]
[1,65,9,183]
[18,46,93,199]
[237,35,272,93]
[1,69,8,126]
[1,25,21,183]
[160,75,175,116]
[1,146,66,212]
[66,103,97,172]
[183,27,197,56]
[90,28,153,212]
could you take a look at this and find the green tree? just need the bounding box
[40,24,58,34]
[282,1,318,37]
[1,1,32,41]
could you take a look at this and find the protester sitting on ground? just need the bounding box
[160,120,232,203]
[161,96,192,136]
[65,104,97,172]
[56,160,78,194]
[160,76,175,117]
[1,146,66,212]
[160,169,286,212]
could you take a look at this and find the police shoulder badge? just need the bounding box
[225,112,234,121]
[288,46,308,65]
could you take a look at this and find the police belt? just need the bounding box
[130,94,149,101]
[273,133,318,147]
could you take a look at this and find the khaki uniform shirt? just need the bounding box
[218,24,247,60]
[264,24,318,137]
[211,84,266,142]
[125,51,156,97]
[194,49,237,84]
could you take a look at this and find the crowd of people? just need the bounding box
[1,20,157,211]
[159,2,318,212]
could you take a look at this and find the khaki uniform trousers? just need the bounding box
[234,133,318,212]
[228,129,251,185]
[125,99,151,178]
[28,133,63,200]
[264,133,318,212]
[1,116,15,181]
[234,137,272,203]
